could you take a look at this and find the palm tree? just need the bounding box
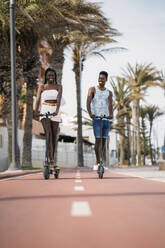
[139,105,149,165]
[145,105,164,165]
[110,77,132,165]
[157,71,165,95]
[125,63,162,166]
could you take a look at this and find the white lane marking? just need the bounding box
[0,172,42,182]
[74,186,84,191]
[71,201,92,216]
[75,179,82,183]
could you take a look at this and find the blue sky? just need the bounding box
[61,0,165,146]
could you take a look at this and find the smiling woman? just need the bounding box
[34,68,63,169]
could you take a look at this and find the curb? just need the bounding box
[0,169,42,180]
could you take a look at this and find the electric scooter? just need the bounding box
[95,116,109,179]
[39,112,60,180]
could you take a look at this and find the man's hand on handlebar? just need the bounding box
[53,111,58,116]
[90,114,96,119]
[107,115,113,120]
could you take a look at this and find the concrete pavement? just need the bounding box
[0,169,42,180]
[111,166,165,183]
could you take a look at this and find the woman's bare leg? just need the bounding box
[51,121,59,159]
[41,118,54,162]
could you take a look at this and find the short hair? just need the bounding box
[44,68,57,84]
[99,71,108,80]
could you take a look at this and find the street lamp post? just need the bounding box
[77,46,84,167]
[8,0,20,170]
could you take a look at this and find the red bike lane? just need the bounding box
[0,168,165,248]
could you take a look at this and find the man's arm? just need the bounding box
[86,87,96,119]
[108,90,113,119]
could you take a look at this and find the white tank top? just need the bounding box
[91,87,109,117]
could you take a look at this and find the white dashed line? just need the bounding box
[74,186,84,191]
[71,201,92,216]
[75,179,82,183]
[76,177,81,180]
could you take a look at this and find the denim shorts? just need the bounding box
[93,119,111,138]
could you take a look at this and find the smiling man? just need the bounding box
[86,71,113,171]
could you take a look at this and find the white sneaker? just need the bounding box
[93,164,99,171]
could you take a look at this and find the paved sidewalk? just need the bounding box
[0,169,42,180]
[111,166,165,183]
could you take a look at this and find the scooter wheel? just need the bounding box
[43,166,50,180]
[54,169,60,179]
[98,165,104,179]
[98,172,103,179]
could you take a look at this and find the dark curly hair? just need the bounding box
[99,71,108,80]
[44,68,57,84]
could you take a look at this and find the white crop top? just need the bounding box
[41,89,58,103]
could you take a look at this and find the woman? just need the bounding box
[34,68,62,169]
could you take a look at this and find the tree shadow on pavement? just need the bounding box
[1,191,165,202]
[6,175,139,181]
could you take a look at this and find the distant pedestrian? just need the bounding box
[86,71,113,170]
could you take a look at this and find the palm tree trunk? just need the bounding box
[141,119,146,166]
[136,102,141,166]
[131,100,137,165]
[118,116,125,165]
[126,116,131,165]
[6,119,20,167]
[75,66,84,167]
[119,134,124,165]
[50,43,65,84]
[22,77,34,167]
[4,84,20,167]
[50,44,65,163]
[149,123,154,165]
[143,135,146,166]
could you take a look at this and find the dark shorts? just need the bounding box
[93,119,111,138]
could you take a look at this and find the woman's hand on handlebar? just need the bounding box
[53,111,58,116]
[33,110,40,120]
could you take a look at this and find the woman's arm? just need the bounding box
[54,85,62,115]
[34,84,43,115]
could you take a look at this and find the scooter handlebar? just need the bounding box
[38,112,54,117]
[95,115,109,119]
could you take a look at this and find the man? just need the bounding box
[86,71,113,170]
